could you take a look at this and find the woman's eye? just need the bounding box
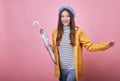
[66,15,70,17]
[61,15,64,18]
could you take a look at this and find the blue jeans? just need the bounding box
[59,69,76,81]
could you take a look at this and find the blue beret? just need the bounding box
[58,6,76,17]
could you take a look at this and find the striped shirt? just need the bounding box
[58,26,75,69]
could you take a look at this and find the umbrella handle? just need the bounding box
[33,20,41,28]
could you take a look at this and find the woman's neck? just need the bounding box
[63,25,70,30]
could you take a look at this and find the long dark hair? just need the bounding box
[56,9,76,46]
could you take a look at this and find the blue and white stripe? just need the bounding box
[58,26,75,69]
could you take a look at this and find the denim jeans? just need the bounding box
[59,69,76,81]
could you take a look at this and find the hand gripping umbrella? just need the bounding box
[33,20,56,64]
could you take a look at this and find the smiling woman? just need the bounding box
[51,6,115,81]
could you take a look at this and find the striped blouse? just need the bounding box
[58,26,75,69]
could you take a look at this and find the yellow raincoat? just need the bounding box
[51,27,110,81]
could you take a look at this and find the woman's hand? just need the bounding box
[108,41,115,47]
[49,44,52,48]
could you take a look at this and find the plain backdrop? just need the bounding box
[0,0,120,81]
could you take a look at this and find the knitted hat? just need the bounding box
[58,6,76,17]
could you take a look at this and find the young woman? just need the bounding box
[51,6,115,81]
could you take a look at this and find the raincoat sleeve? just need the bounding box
[79,29,110,52]
[51,28,57,53]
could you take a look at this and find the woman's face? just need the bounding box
[61,10,70,26]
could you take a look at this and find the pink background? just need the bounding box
[0,0,120,81]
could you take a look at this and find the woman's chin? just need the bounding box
[63,24,69,26]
